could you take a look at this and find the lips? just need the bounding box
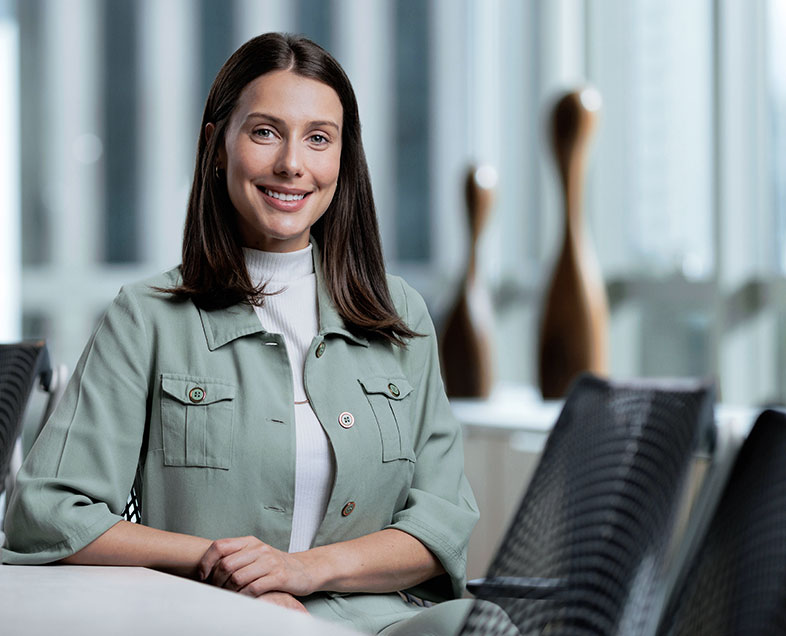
[263,187,306,202]
[257,186,311,212]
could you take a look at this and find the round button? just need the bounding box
[341,502,356,517]
[338,412,355,429]
[188,387,205,403]
[388,383,400,397]
[315,342,326,358]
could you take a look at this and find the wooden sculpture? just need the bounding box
[439,165,497,398]
[538,88,609,399]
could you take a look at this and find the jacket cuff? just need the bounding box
[386,513,470,600]
[2,510,120,565]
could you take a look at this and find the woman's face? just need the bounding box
[217,69,343,252]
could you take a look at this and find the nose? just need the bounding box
[273,140,304,178]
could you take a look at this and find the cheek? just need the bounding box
[227,144,269,180]
[314,151,341,187]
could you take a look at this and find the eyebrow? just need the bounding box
[245,112,340,132]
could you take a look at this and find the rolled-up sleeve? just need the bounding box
[2,286,150,564]
[385,280,479,601]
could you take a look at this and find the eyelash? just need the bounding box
[251,128,330,145]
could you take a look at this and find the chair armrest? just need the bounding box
[467,576,569,600]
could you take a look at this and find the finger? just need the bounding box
[237,568,284,598]
[211,550,261,589]
[216,542,276,590]
[198,537,251,580]
[227,560,283,596]
[212,551,270,591]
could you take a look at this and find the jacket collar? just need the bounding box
[311,238,369,347]
[198,237,369,350]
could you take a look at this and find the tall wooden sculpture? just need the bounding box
[440,165,497,398]
[538,88,609,399]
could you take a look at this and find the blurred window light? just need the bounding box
[587,0,714,280]
[770,0,786,273]
[72,133,104,165]
[0,0,20,340]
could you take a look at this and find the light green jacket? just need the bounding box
[2,243,478,611]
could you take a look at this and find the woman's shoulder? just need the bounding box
[109,266,187,315]
[124,265,182,292]
[385,274,430,328]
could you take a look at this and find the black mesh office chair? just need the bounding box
[0,340,141,523]
[0,341,53,500]
[123,470,143,523]
[461,373,715,636]
[656,408,786,636]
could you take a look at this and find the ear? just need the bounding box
[204,122,226,168]
[204,122,216,143]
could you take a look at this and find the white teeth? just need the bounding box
[264,188,306,202]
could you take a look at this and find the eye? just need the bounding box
[309,134,328,145]
[253,127,275,139]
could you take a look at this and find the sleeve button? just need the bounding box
[341,502,356,517]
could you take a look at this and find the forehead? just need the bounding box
[233,69,343,127]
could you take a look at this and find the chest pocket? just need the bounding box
[358,376,416,463]
[160,374,236,469]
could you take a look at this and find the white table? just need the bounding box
[452,384,563,454]
[0,564,361,636]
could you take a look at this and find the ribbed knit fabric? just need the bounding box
[243,244,335,553]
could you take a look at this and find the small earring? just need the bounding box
[214,165,221,180]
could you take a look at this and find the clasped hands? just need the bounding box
[198,536,313,613]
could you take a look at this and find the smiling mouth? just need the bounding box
[260,187,308,202]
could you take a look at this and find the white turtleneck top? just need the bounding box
[243,244,335,553]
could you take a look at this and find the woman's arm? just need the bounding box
[197,528,444,597]
[60,521,311,612]
[61,521,442,600]
[60,520,212,579]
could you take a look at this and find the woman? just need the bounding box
[3,33,481,634]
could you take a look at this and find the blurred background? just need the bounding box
[1,0,785,406]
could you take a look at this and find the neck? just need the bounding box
[243,244,314,286]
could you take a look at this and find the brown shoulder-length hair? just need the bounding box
[167,33,418,346]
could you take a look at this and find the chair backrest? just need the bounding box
[461,373,715,636]
[656,408,786,636]
[0,340,141,523]
[122,467,143,523]
[0,341,52,497]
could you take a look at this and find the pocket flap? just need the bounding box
[161,374,236,405]
[358,376,413,400]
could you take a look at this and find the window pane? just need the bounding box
[199,0,234,105]
[103,0,139,263]
[395,0,430,263]
[770,0,786,273]
[296,0,332,51]
[587,0,714,278]
[19,0,48,265]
